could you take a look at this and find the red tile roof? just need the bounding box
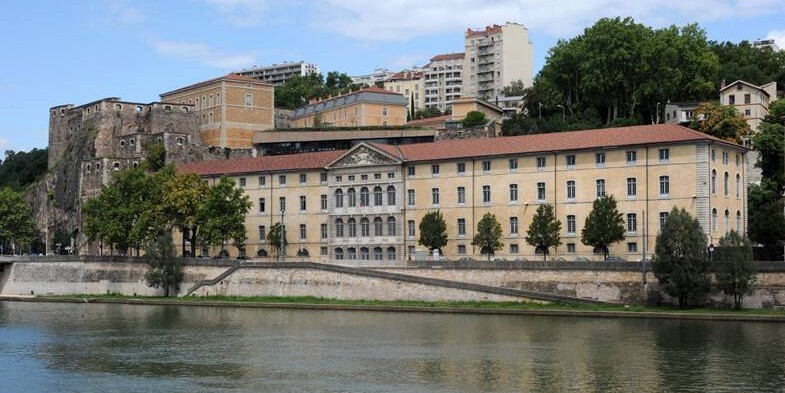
[178,150,345,176]
[406,115,451,126]
[466,24,502,37]
[430,53,465,62]
[160,73,271,97]
[306,86,403,105]
[370,124,743,163]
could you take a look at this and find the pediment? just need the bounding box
[327,143,401,168]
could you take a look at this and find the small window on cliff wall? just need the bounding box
[132,162,138,168]
[120,140,125,147]
[164,105,172,111]
[130,138,135,146]
[113,162,120,171]
[135,106,143,112]
[182,106,189,112]
[157,137,163,143]
[115,104,122,110]
[176,137,184,145]
[86,164,92,173]
[96,163,101,170]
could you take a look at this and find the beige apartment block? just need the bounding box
[451,97,504,120]
[384,70,425,115]
[289,87,408,128]
[424,53,465,112]
[160,73,274,149]
[719,80,777,132]
[463,22,534,100]
[178,124,747,263]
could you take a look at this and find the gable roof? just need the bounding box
[325,142,402,168]
[720,80,772,96]
[160,73,271,98]
[178,150,345,177]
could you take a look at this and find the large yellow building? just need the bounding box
[160,73,274,149]
[289,87,407,128]
[179,124,747,263]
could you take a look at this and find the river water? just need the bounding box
[1,302,784,393]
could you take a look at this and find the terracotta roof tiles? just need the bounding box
[178,150,345,177]
[160,73,271,97]
[430,53,465,62]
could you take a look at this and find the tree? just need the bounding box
[653,207,709,307]
[581,196,625,260]
[0,188,38,254]
[500,80,527,96]
[472,213,503,260]
[414,107,443,120]
[266,222,288,259]
[748,200,785,248]
[163,173,210,257]
[525,204,562,261]
[714,231,757,309]
[143,232,182,297]
[143,142,167,172]
[200,176,251,256]
[752,122,785,189]
[462,111,487,128]
[766,99,785,124]
[418,211,448,254]
[274,71,357,110]
[0,148,48,191]
[690,102,753,143]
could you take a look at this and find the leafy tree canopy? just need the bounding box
[0,187,38,253]
[418,210,448,253]
[653,207,709,307]
[0,148,48,191]
[462,111,487,128]
[414,106,443,120]
[266,221,288,258]
[714,230,756,309]
[143,232,182,297]
[274,71,358,110]
[472,213,503,260]
[200,176,252,254]
[500,80,527,97]
[525,204,561,260]
[689,102,752,143]
[580,195,625,260]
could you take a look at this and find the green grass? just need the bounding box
[38,294,785,316]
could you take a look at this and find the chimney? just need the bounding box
[720,79,726,89]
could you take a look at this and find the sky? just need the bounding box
[1,0,784,155]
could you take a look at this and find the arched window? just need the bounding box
[257,249,268,257]
[348,218,357,237]
[360,218,370,236]
[373,186,383,206]
[347,247,357,260]
[360,187,369,207]
[335,247,344,260]
[374,247,383,260]
[387,217,397,236]
[335,189,344,208]
[724,172,729,196]
[348,188,356,207]
[736,174,741,198]
[724,209,730,234]
[374,217,384,236]
[360,247,370,260]
[387,246,397,260]
[711,148,716,162]
[335,218,344,237]
[736,210,742,232]
[387,185,396,205]
[711,208,718,231]
[711,170,717,194]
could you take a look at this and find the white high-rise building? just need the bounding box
[463,22,533,100]
[424,53,465,112]
[236,61,320,86]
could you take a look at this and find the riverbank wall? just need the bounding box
[1,257,784,308]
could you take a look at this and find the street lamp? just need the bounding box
[556,104,565,122]
[708,243,715,263]
[537,102,543,119]
[280,209,286,262]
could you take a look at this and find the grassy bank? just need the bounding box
[24,293,785,318]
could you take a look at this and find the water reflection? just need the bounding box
[1,302,785,393]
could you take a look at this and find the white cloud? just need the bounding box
[0,136,9,150]
[151,39,256,70]
[308,0,785,41]
[202,0,271,27]
[106,1,146,24]
[766,30,785,50]
[386,53,430,70]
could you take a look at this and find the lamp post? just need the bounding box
[537,102,542,119]
[280,209,285,262]
[708,243,715,264]
[556,104,565,122]
[655,102,661,124]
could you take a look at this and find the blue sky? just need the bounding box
[1,0,784,154]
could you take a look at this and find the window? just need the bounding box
[335,219,344,237]
[566,243,576,253]
[483,185,491,203]
[347,247,356,260]
[458,218,466,236]
[711,148,716,162]
[382,107,388,116]
[711,170,717,194]
[348,175,355,181]
[566,181,576,200]
[374,217,384,236]
[509,184,518,202]
[482,160,491,172]
[537,182,546,201]
[457,187,466,204]
[728,94,735,105]
[387,217,397,236]
[736,154,740,167]
[567,215,576,234]
[335,175,343,182]
[279,175,286,185]
[627,242,638,253]
[659,212,669,230]
[595,153,605,167]
[432,188,440,205]
[321,246,328,256]
[258,226,266,242]
[348,218,357,237]
[407,166,415,177]
[361,218,370,237]
[361,174,368,181]
[299,224,307,240]
[744,93,751,104]
[279,197,286,212]
[335,189,344,208]
[722,151,729,165]
[299,173,306,184]
[627,213,637,233]
[509,217,519,235]
[407,189,415,206]
[335,248,344,260]
[536,157,546,170]
[387,246,396,260]
[431,164,440,176]
[566,155,576,168]
[724,210,730,234]
[724,172,729,196]
[258,198,266,213]
[374,247,383,261]
[245,93,253,106]
[736,174,741,198]
[458,244,467,255]
[510,244,519,254]
[407,220,415,237]
[299,195,306,211]
[258,176,266,187]
[360,187,369,207]
[321,195,328,211]
[373,187,383,206]
[595,179,606,198]
[321,223,328,239]
[626,150,637,165]
[387,172,395,179]
[736,210,742,233]
[387,186,396,205]
[320,172,328,183]
[348,188,356,207]
[711,208,718,231]
[659,148,669,163]
[457,162,466,174]
[659,176,670,197]
[509,159,518,171]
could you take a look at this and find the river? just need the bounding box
[1,301,784,392]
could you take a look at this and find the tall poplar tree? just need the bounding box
[525,204,562,261]
[581,196,625,260]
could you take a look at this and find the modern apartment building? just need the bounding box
[235,61,319,86]
[289,87,408,128]
[351,68,395,86]
[177,124,747,263]
[719,80,778,132]
[424,53,465,112]
[384,70,425,115]
[160,73,275,149]
[463,22,534,100]
[753,39,780,52]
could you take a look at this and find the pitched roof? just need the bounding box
[160,73,271,97]
[430,53,465,62]
[406,115,451,126]
[369,124,742,163]
[720,80,772,96]
[466,24,502,37]
[178,150,345,176]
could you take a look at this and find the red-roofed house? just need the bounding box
[289,87,408,128]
